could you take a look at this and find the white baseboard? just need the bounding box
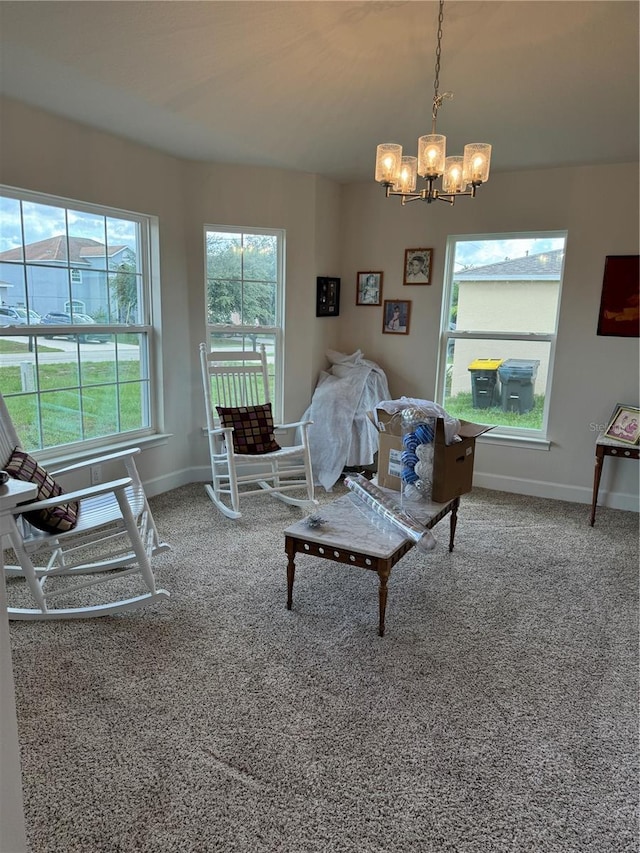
[474,472,639,513]
[143,467,639,515]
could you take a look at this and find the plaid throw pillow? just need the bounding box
[5,447,79,534]
[216,403,281,455]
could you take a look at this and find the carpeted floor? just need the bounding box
[8,483,639,853]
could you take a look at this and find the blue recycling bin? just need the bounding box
[498,359,540,414]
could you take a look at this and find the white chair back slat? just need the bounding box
[201,346,271,418]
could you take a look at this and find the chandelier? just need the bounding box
[374,0,492,206]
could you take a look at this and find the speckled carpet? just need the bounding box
[8,483,639,853]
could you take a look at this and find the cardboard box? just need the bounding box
[370,409,493,503]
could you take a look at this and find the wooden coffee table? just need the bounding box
[284,488,459,636]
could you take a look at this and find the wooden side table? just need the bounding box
[284,490,459,636]
[589,435,640,525]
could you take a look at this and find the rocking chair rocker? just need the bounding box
[0,393,170,620]
[199,343,317,519]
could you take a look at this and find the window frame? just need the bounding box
[436,230,567,443]
[0,184,162,458]
[203,224,285,421]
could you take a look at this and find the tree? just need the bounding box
[111,261,138,323]
[206,232,277,326]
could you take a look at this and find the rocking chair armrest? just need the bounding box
[50,448,142,477]
[11,477,133,515]
[207,425,234,438]
[275,419,313,431]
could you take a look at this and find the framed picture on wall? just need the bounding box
[382,299,411,335]
[356,271,383,306]
[603,403,640,444]
[316,277,340,317]
[403,248,433,285]
[596,255,639,337]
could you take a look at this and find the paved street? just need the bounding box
[0,336,140,367]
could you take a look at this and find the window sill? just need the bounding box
[35,433,173,468]
[478,432,551,451]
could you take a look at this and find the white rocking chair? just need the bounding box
[0,393,170,620]
[199,343,317,519]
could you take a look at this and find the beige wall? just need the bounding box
[450,280,560,395]
[339,164,639,507]
[0,95,638,510]
[0,96,340,494]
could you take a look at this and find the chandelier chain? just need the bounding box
[432,0,446,128]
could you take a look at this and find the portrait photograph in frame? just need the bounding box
[596,255,639,338]
[356,271,383,306]
[403,248,433,285]
[603,403,640,444]
[382,299,411,335]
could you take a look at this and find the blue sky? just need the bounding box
[0,194,138,254]
[453,236,565,271]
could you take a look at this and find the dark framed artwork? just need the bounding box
[382,299,411,335]
[356,271,383,306]
[603,403,640,444]
[596,255,639,337]
[316,277,340,317]
[403,248,433,285]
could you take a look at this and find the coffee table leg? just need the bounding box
[377,570,390,637]
[285,538,296,610]
[449,497,459,552]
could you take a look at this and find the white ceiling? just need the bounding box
[1,1,638,183]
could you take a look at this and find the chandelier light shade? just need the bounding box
[374,0,492,206]
[393,156,418,193]
[442,155,465,193]
[418,134,446,178]
[375,143,403,184]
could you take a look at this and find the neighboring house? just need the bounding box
[450,249,564,397]
[0,279,14,304]
[0,235,134,318]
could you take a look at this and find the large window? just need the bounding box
[438,232,567,439]
[0,186,158,454]
[204,226,284,415]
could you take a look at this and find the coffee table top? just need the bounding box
[284,488,453,560]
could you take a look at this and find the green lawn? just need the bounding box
[0,339,60,354]
[2,361,147,450]
[444,391,545,429]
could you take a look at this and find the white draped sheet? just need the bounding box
[302,355,390,491]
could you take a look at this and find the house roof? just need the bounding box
[0,236,128,264]
[0,2,637,183]
[455,249,565,282]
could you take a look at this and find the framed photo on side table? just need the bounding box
[403,248,433,285]
[382,299,411,335]
[603,403,640,444]
[356,271,383,306]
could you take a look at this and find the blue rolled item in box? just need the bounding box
[414,422,434,444]
[402,432,419,451]
[401,449,419,467]
[401,467,419,484]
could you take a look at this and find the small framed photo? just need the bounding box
[356,271,383,306]
[382,299,411,335]
[603,403,640,444]
[403,248,433,285]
